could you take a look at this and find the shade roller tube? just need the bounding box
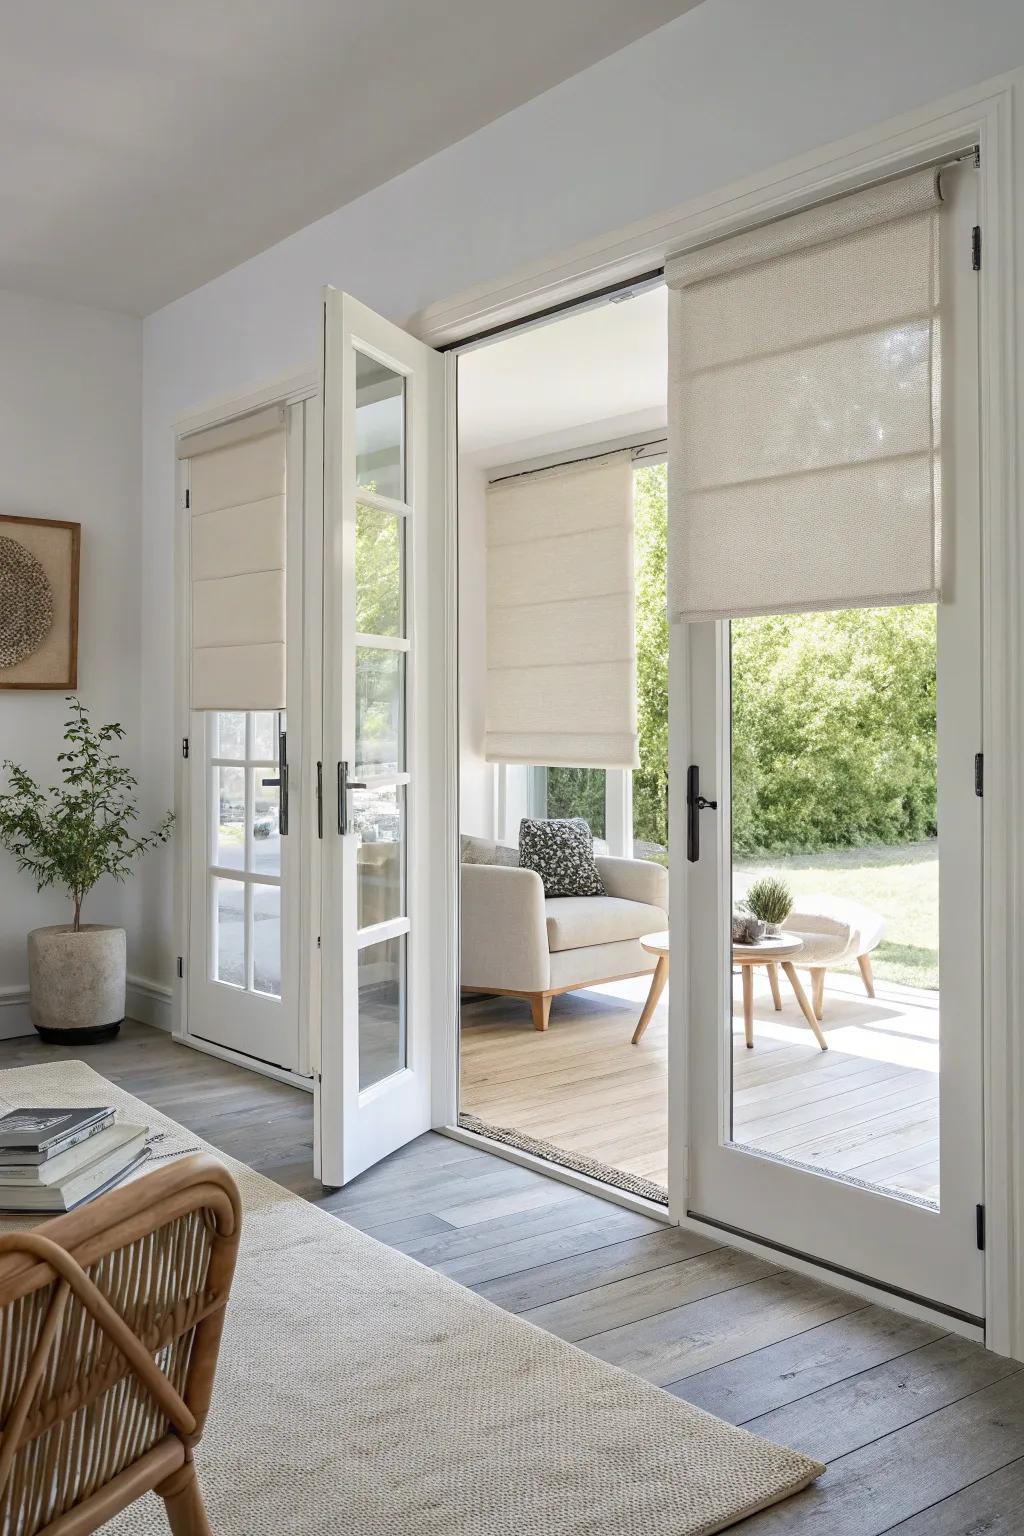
[485,452,638,769]
[666,167,944,623]
[186,418,287,710]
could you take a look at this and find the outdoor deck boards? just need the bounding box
[461,967,941,1199]
[2,1020,1014,1532]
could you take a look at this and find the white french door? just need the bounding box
[683,162,984,1320]
[315,290,446,1186]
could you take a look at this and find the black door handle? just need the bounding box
[687,764,718,863]
[259,730,288,835]
[337,760,367,835]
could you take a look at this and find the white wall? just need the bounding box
[139,0,1024,984]
[0,290,144,1035]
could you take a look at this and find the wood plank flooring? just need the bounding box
[461,969,940,1200]
[2,1021,1019,1533]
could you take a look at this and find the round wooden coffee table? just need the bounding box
[632,930,829,1051]
[733,933,828,1051]
[632,932,669,1044]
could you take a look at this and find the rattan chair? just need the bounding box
[0,1153,241,1536]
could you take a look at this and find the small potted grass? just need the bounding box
[742,875,793,938]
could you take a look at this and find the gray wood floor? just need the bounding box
[3,1020,1022,1533]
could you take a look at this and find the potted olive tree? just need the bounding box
[0,699,173,1042]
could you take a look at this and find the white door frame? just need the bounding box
[425,71,1024,1360]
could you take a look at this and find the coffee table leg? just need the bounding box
[632,955,668,1045]
[741,965,754,1048]
[767,962,783,1011]
[781,961,829,1051]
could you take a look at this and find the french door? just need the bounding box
[682,162,984,1318]
[315,291,446,1186]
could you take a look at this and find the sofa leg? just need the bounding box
[530,994,552,1032]
[858,953,876,998]
[810,967,826,1020]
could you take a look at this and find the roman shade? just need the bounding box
[665,167,943,623]
[485,452,638,768]
[179,405,286,710]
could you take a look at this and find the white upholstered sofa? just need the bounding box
[460,836,668,1031]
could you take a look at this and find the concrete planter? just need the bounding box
[27,925,126,1043]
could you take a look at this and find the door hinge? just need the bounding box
[317,935,321,949]
[975,752,984,797]
[176,956,184,979]
[181,737,190,759]
[184,487,190,509]
[976,1203,986,1251]
[972,225,982,271]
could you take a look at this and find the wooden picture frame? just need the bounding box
[0,513,80,689]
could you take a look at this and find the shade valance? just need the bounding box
[666,168,943,623]
[485,452,638,769]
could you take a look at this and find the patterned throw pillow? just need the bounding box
[518,818,605,898]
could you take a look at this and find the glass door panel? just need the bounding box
[317,289,444,1187]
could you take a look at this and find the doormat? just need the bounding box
[459,1111,669,1205]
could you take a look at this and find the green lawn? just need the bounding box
[734,840,939,991]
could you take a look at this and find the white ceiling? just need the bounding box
[458,285,667,471]
[0,1,701,315]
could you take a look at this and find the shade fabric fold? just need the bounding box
[666,168,944,623]
[485,453,638,768]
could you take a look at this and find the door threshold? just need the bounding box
[685,1209,986,1343]
[441,1122,672,1223]
[174,1029,314,1092]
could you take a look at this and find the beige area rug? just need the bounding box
[0,1060,823,1535]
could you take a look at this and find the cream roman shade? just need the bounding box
[666,168,943,622]
[485,452,638,768]
[179,405,286,710]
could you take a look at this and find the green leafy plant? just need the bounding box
[0,698,173,931]
[742,874,793,927]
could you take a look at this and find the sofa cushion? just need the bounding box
[545,895,667,953]
[519,817,604,898]
[460,834,518,867]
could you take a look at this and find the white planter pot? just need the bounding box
[27,925,126,1043]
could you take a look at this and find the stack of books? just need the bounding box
[0,1107,149,1213]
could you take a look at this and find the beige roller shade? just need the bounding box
[485,452,638,768]
[666,168,943,623]
[182,407,286,710]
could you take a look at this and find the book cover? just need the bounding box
[0,1107,114,1153]
[0,1142,152,1213]
[0,1112,116,1166]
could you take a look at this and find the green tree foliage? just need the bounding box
[731,606,937,855]
[628,463,937,856]
[545,767,606,838]
[0,699,174,929]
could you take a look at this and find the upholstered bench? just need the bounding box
[784,896,885,1020]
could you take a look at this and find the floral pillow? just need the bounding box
[518,817,605,898]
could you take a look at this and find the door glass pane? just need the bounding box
[252,884,282,998]
[215,767,245,870]
[356,647,404,779]
[355,351,405,502]
[251,769,281,877]
[358,933,406,1089]
[252,711,277,761]
[214,878,245,987]
[354,785,404,928]
[729,605,939,1206]
[356,504,403,637]
[215,711,246,759]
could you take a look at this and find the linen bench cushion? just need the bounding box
[545,896,667,953]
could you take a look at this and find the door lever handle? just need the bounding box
[686,764,717,863]
[337,760,367,835]
[259,730,288,835]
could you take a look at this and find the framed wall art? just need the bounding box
[0,514,80,690]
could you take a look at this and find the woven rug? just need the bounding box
[0,1060,823,1535]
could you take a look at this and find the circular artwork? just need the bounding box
[0,536,54,668]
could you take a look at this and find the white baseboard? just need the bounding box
[0,975,173,1040]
